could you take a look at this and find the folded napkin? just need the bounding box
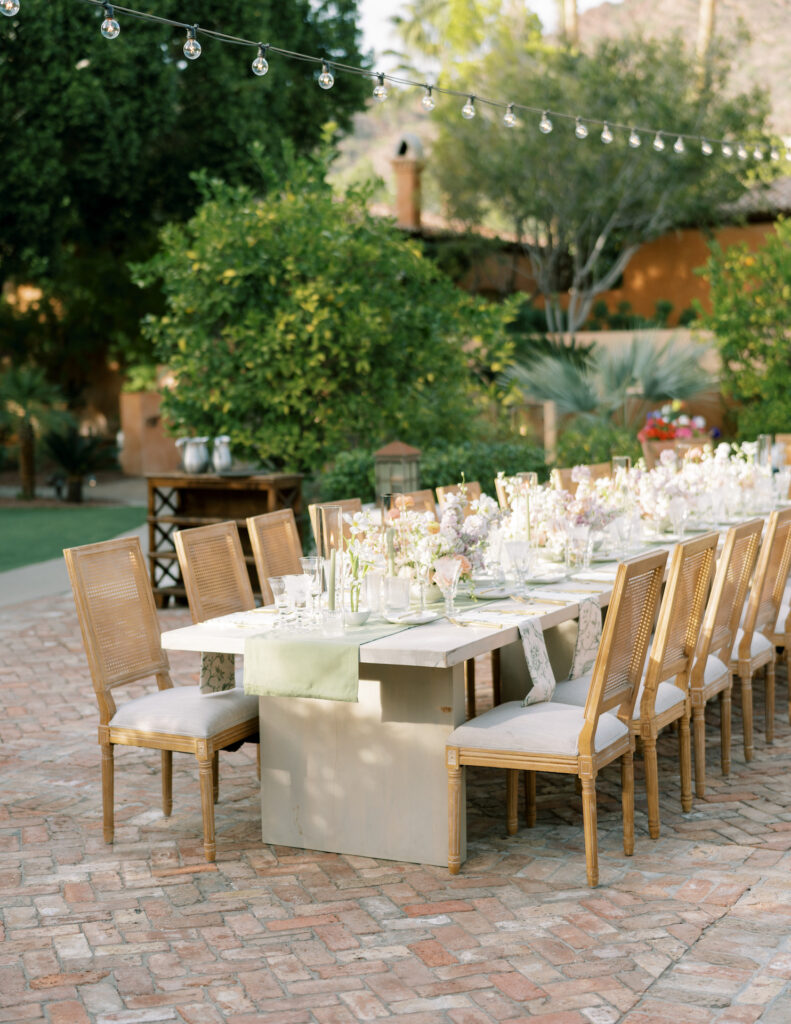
[200,652,236,694]
[521,597,602,706]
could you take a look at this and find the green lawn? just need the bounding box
[0,506,146,572]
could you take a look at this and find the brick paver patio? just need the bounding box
[2,592,790,1023]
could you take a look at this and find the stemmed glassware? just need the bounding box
[299,556,322,625]
[505,539,534,592]
[434,557,463,617]
[267,576,289,629]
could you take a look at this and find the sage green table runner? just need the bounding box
[243,620,413,702]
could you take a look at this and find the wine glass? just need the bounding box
[299,555,322,624]
[433,557,463,617]
[267,576,289,629]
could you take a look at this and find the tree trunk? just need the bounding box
[18,420,36,499]
[564,0,578,45]
[696,0,716,84]
[66,475,84,503]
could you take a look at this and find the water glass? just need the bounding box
[383,575,410,618]
[433,558,463,616]
[504,540,534,590]
[364,569,385,617]
[267,576,289,628]
[283,574,309,626]
[668,496,688,539]
[566,523,592,570]
[299,556,322,624]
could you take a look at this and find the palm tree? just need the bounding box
[0,365,67,499]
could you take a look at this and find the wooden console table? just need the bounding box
[147,472,302,606]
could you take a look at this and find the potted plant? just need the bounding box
[637,401,709,468]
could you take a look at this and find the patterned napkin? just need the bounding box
[521,597,602,706]
[200,652,236,694]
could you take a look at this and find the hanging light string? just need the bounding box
[4,0,786,161]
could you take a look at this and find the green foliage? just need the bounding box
[556,421,642,467]
[43,425,118,477]
[135,149,515,471]
[121,364,159,394]
[411,17,771,334]
[585,299,692,331]
[318,450,377,503]
[0,0,368,393]
[697,219,791,436]
[0,364,69,498]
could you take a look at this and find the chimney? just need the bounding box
[391,134,424,231]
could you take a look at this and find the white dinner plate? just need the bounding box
[385,609,439,624]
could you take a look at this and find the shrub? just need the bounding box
[555,420,642,467]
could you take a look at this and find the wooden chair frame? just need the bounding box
[394,489,438,519]
[552,462,612,494]
[731,507,791,758]
[247,509,304,605]
[174,521,255,624]
[689,519,763,797]
[447,549,666,886]
[435,481,482,514]
[64,536,259,862]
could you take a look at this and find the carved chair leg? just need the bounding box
[525,770,536,828]
[465,659,476,720]
[447,758,463,875]
[161,750,173,817]
[720,685,732,776]
[101,743,114,844]
[580,774,599,887]
[740,672,754,762]
[766,659,775,745]
[197,754,216,863]
[506,769,519,835]
[692,703,707,798]
[679,712,693,813]
[621,750,635,857]
[212,751,220,804]
[642,734,660,840]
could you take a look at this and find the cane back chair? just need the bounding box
[247,509,304,605]
[174,521,255,624]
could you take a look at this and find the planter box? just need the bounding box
[119,392,180,476]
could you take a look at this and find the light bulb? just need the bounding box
[652,132,665,152]
[722,142,733,157]
[628,128,641,149]
[503,104,517,128]
[100,5,120,38]
[752,145,763,160]
[461,96,476,120]
[600,122,613,144]
[183,27,201,60]
[539,110,553,134]
[421,86,435,112]
[1,0,20,15]
[737,143,748,160]
[318,62,334,90]
[574,117,588,140]
[251,44,269,77]
[701,139,713,156]
[770,147,780,161]
[373,74,388,103]
[673,136,685,154]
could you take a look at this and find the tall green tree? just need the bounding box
[0,0,368,396]
[396,9,770,336]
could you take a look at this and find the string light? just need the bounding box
[8,0,780,164]
[673,136,685,154]
[183,25,200,60]
[100,3,119,37]
[251,43,268,76]
[373,73,388,103]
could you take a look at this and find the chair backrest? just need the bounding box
[552,462,611,494]
[640,532,718,717]
[64,536,173,725]
[494,476,511,510]
[692,518,763,679]
[395,489,438,519]
[435,481,482,514]
[174,521,255,624]
[247,509,304,605]
[580,549,667,745]
[737,507,791,658]
[307,498,363,550]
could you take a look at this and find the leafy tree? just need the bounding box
[400,11,770,335]
[697,218,791,437]
[0,365,69,498]
[0,0,368,392]
[133,147,516,472]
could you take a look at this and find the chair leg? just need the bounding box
[679,712,693,813]
[101,743,114,843]
[740,672,754,762]
[491,649,501,707]
[212,751,220,804]
[642,734,660,840]
[465,659,476,720]
[447,757,463,875]
[506,769,519,835]
[621,751,634,857]
[766,660,775,745]
[692,703,707,798]
[197,752,216,863]
[580,774,599,887]
[524,770,536,828]
[161,750,172,817]
[721,685,732,776]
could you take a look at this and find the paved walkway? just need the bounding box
[2,582,791,1023]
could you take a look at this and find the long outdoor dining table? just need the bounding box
[159,561,639,866]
